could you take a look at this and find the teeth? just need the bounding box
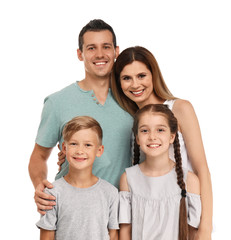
[148,144,160,148]
[95,62,106,65]
[132,90,143,94]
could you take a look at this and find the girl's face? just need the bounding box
[120,61,156,108]
[136,112,175,159]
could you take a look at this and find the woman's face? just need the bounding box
[119,61,156,108]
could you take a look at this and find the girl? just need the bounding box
[111,46,212,239]
[119,104,201,240]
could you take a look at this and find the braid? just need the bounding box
[173,133,188,240]
[133,133,140,165]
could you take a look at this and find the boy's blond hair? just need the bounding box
[62,116,103,144]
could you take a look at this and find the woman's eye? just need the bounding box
[121,76,130,81]
[138,74,146,79]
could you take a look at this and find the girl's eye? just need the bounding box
[140,129,148,133]
[157,128,165,132]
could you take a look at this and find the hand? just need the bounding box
[34,179,56,215]
[57,144,66,171]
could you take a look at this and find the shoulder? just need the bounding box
[45,178,66,196]
[44,83,77,103]
[172,99,195,116]
[120,172,129,191]
[186,171,200,195]
[99,179,118,194]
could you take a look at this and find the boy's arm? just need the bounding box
[40,229,55,240]
[29,143,56,214]
[109,229,118,240]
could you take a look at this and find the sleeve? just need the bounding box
[187,192,201,228]
[36,188,57,231]
[35,96,61,148]
[119,191,131,224]
[108,189,119,230]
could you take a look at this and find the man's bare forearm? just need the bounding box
[29,143,53,188]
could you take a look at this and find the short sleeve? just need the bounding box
[187,192,201,228]
[119,191,131,224]
[35,96,60,148]
[36,189,57,230]
[108,190,119,230]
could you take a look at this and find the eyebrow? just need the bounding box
[85,43,113,48]
[139,124,168,129]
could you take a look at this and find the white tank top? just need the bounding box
[164,99,193,171]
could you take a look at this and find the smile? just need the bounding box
[130,89,144,96]
[147,144,161,148]
[94,61,107,66]
[73,157,87,162]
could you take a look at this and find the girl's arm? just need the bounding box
[173,99,213,239]
[119,172,132,240]
[40,229,55,240]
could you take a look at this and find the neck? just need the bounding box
[137,93,165,109]
[78,77,110,105]
[140,153,175,177]
[64,168,98,188]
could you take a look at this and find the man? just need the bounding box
[29,19,133,214]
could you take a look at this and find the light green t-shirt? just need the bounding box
[36,82,133,188]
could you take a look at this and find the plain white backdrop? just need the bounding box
[1,0,230,239]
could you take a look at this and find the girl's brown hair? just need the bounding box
[62,116,103,144]
[133,104,188,240]
[111,46,176,116]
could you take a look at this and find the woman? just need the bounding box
[111,46,212,239]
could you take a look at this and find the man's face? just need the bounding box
[77,30,119,79]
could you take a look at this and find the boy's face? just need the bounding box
[62,128,104,171]
[77,30,119,80]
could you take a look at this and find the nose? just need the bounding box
[148,131,157,140]
[95,47,104,58]
[131,78,140,89]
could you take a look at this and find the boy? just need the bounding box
[36,116,119,240]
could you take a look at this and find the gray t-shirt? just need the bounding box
[36,177,119,240]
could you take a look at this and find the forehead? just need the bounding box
[70,128,99,140]
[121,61,150,75]
[138,112,169,127]
[82,30,114,47]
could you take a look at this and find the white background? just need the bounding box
[0,0,230,239]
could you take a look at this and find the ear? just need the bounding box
[115,46,120,59]
[77,49,83,61]
[170,133,176,144]
[62,142,67,154]
[96,145,104,158]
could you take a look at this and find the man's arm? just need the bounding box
[28,143,56,214]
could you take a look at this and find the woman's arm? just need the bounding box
[173,99,213,239]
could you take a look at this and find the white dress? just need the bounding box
[119,165,201,240]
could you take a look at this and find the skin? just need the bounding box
[119,60,212,239]
[119,113,200,240]
[40,128,118,239]
[28,29,119,214]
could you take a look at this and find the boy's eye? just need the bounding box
[69,142,77,146]
[85,144,92,147]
